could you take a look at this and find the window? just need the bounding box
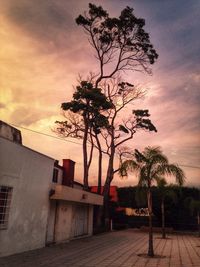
[52,168,58,183]
[0,186,13,229]
[13,132,18,142]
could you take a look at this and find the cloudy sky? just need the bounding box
[0,0,200,187]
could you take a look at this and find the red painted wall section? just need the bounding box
[62,159,75,187]
[90,186,118,202]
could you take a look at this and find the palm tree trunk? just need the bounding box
[161,197,166,239]
[147,189,154,257]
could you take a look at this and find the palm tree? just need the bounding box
[119,146,185,257]
[156,179,178,239]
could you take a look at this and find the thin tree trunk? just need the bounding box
[95,134,102,194]
[97,149,102,194]
[103,146,115,230]
[161,197,166,239]
[94,135,103,229]
[103,119,116,230]
[198,211,200,238]
[94,205,104,230]
[147,188,154,257]
[103,193,110,230]
[83,117,89,190]
[87,131,94,170]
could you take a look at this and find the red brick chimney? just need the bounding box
[62,159,75,187]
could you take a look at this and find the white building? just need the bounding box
[0,121,103,257]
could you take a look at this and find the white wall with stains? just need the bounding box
[0,137,55,256]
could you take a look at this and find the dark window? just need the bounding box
[52,168,58,183]
[0,186,13,229]
[13,132,18,142]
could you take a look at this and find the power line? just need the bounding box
[179,164,200,169]
[10,123,82,146]
[6,122,200,170]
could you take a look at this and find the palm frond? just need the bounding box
[156,177,167,188]
[119,146,185,192]
[135,149,147,163]
[119,159,139,177]
[144,146,162,159]
[151,153,168,165]
[153,163,185,186]
[163,164,185,186]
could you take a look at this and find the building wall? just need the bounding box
[73,183,83,190]
[51,201,93,243]
[0,121,22,144]
[0,137,55,257]
[51,184,103,205]
[46,200,57,244]
[88,205,93,236]
[54,201,73,242]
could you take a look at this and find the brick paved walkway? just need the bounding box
[0,229,200,267]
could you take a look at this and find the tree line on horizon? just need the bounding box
[117,185,200,233]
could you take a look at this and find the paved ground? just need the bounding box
[0,229,200,267]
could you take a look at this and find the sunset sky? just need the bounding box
[1,0,200,187]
